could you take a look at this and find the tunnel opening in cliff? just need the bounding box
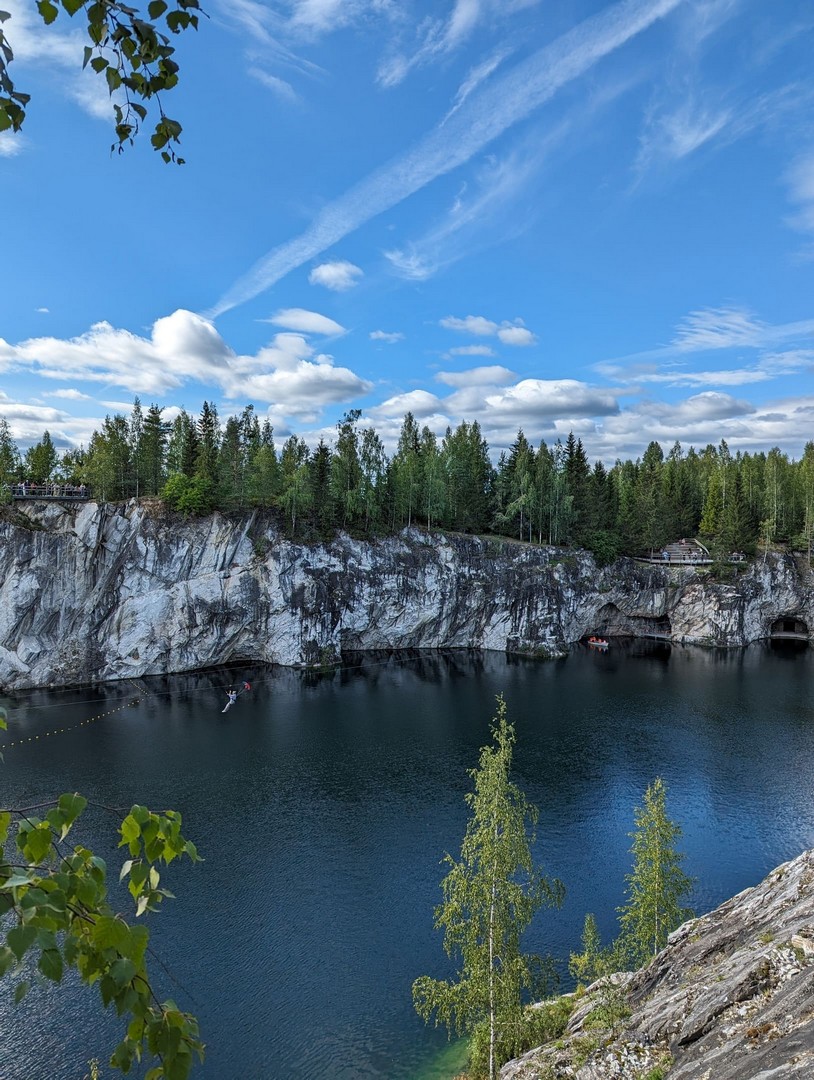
[592,602,672,640]
[768,615,809,642]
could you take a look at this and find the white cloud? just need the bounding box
[44,389,95,401]
[436,365,515,386]
[371,389,444,419]
[0,132,25,157]
[477,379,619,421]
[265,308,346,335]
[0,310,371,418]
[441,314,499,336]
[497,323,536,346]
[210,0,683,316]
[445,345,497,358]
[308,261,364,291]
[440,314,537,345]
[36,307,49,314]
[369,330,404,343]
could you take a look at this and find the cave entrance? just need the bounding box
[592,602,672,640]
[768,616,809,642]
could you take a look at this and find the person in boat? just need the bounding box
[223,689,238,713]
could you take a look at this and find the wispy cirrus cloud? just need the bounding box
[785,151,814,237]
[442,46,514,123]
[671,306,767,350]
[594,308,814,390]
[635,81,814,177]
[210,0,684,317]
[247,67,300,102]
[377,0,482,89]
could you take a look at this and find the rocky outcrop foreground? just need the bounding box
[503,849,814,1079]
[0,500,811,690]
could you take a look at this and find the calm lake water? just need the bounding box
[2,641,814,1080]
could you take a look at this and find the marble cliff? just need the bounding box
[0,500,811,690]
[503,847,814,1080]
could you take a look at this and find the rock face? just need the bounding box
[502,848,814,1080]
[0,500,811,690]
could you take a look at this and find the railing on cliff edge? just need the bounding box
[5,483,91,501]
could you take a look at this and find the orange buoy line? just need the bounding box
[0,699,140,751]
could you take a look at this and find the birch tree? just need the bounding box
[617,777,693,967]
[413,697,563,1080]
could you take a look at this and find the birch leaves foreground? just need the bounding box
[0,709,204,1080]
[413,696,564,1080]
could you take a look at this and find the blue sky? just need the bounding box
[1,0,813,463]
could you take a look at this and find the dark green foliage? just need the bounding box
[24,430,58,483]
[161,473,214,515]
[1,0,201,162]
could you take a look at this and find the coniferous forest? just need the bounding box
[2,402,814,564]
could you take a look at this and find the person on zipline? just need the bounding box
[222,689,238,713]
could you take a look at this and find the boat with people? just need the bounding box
[586,636,609,649]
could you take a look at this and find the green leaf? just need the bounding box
[106,66,122,93]
[22,824,53,864]
[36,0,58,25]
[7,925,37,961]
[120,814,141,845]
[92,916,130,952]
[38,948,63,982]
[2,873,34,889]
[148,0,167,16]
[14,980,29,1004]
[0,945,15,976]
[62,0,84,13]
[90,56,109,73]
[109,957,136,990]
[57,792,87,827]
[0,811,11,845]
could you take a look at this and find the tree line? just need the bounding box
[2,402,814,560]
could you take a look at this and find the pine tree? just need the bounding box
[413,697,563,1080]
[617,778,693,967]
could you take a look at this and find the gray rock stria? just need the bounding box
[501,848,814,1080]
[0,500,811,690]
